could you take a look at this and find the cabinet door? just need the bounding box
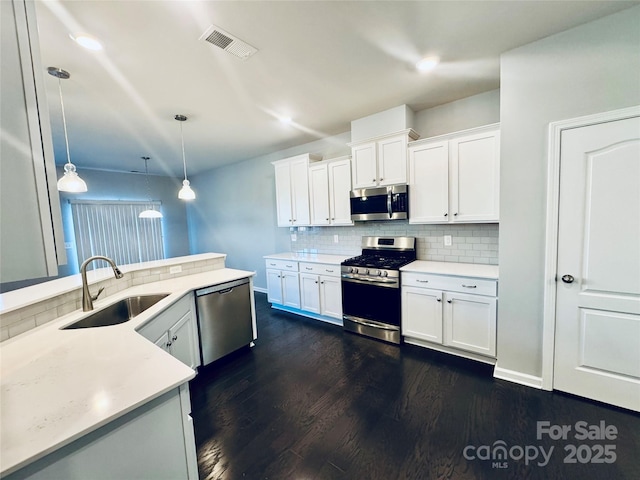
[443,292,496,357]
[154,331,171,353]
[351,142,377,188]
[319,275,342,319]
[402,286,443,343]
[299,273,321,314]
[309,164,330,225]
[266,268,283,304]
[408,141,450,224]
[450,129,500,222]
[281,271,301,309]
[377,135,408,186]
[274,162,293,227]
[290,158,310,226]
[169,310,199,369]
[328,159,353,225]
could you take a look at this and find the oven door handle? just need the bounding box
[341,275,399,287]
[387,189,393,218]
[344,315,400,331]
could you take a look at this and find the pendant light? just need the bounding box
[138,156,163,219]
[47,67,88,193]
[175,114,195,200]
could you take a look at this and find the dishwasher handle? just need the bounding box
[196,277,250,297]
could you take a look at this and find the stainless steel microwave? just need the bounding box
[350,184,408,221]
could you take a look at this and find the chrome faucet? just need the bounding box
[80,255,124,311]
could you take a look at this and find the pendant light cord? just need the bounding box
[180,121,188,181]
[143,157,152,201]
[57,77,72,167]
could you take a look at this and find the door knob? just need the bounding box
[561,274,575,284]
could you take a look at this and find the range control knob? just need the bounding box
[381,270,388,277]
[350,267,357,274]
[363,269,369,275]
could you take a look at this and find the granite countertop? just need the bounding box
[0,267,253,476]
[400,260,499,280]
[264,252,352,264]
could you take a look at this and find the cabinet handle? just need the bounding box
[380,178,383,181]
[416,279,429,283]
[269,263,276,266]
[326,269,334,273]
[326,218,329,220]
[286,265,293,268]
[305,267,313,270]
[315,280,318,284]
[444,213,448,217]
[437,298,441,302]
[331,218,335,220]
[372,178,376,182]
[462,284,477,289]
[166,341,172,347]
[454,213,458,216]
[447,299,452,303]
[172,335,178,341]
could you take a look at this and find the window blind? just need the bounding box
[70,200,164,270]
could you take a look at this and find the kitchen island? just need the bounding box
[0,256,255,479]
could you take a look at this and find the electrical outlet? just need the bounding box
[444,235,452,246]
[333,235,339,243]
[291,233,297,242]
[169,265,182,274]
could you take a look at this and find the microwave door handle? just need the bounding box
[387,189,392,218]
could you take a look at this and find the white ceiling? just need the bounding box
[35,0,637,177]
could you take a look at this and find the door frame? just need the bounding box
[541,105,640,391]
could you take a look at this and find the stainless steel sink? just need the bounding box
[62,294,170,329]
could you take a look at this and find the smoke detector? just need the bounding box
[200,25,258,60]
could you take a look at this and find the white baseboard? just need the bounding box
[253,286,267,294]
[494,365,543,389]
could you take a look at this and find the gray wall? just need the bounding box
[497,5,640,378]
[57,168,190,276]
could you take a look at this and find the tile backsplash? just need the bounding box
[290,221,499,264]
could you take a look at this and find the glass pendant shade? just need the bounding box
[178,179,195,200]
[57,162,87,192]
[139,208,163,219]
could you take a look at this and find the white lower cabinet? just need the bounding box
[265,259,300,309]
[299,262,342,320]
[138,293,200,369]
[402,272,497,359]
[5,385,198,480]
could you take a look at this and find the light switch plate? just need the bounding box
[444,235,452,246]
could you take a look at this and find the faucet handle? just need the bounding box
[91,287,105,302]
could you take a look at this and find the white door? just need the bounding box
[377,135,407,186]
[169,311,199,369]
[274,162,293,227]
[328,160,353,225]
[266,269,283,304]
[281,271,301,309]
[319,275,342,319]
[443,292,496,357]
[351,142,377,188]
[309,164,330,225]
[299,273,321,314]
[408,141,450,224]
[290,158,310,226]
[401,286,443,343]
[554,115,640,411]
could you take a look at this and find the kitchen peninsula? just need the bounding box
[0,253,256,479]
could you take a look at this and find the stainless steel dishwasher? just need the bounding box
[194,277,254,366]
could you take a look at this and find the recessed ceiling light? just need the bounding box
[70,33,103,51]
[279,116,293,125]
[416,56,439,73]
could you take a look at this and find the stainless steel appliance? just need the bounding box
[350,184,408,221]
[341,236,416,344]
[195,277,253,366]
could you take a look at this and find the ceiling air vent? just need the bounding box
[200,25,258,60]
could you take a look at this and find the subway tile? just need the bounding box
[1,326,9,342]
[9,317,36,338]
[0,311,23,328]
[35,308,58,326]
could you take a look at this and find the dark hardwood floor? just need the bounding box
[189,293,640,480]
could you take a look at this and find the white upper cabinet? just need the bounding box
[409,124,500,224]
[272,154,321,227]
[309,157,353,226]
[349,130,419,189]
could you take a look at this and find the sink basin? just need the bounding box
[63,294,170,329]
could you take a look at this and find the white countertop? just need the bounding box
[0,253,226,315]
[264,252,352,264]
[0,267,253,476]
[400,261,499,279]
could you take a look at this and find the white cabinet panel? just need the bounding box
[309,164,330,225]
[408,141,449,223]
[378,135,408,186]
[290,157,311,226]
[408,125,500,224]
[266,269,284,305]
[351,142,377,189]
[444,292,497,357]
[274,162,293,227]
[319,275,342,320]
[272,154,319,227]
[402,286,443,343]
[169,311,199,370]
[281,271,300,309]
[300,273,321,314]
[327,159,353,225]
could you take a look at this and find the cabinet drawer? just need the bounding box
[265,259,298,271]
[299,262,340,277]
[137,293,193,342]
[402,272,497,296]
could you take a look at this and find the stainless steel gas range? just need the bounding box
[341,236,416,344]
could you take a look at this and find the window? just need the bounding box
[70,200,164,270]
